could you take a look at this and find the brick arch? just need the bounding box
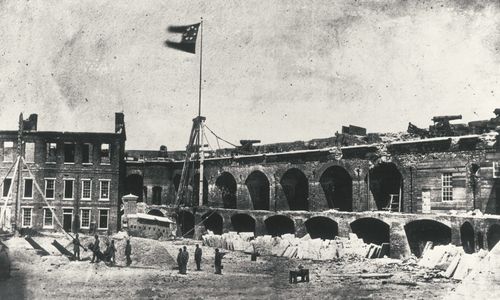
[404,219,451,257]
[367,162,404,210]
[315,161,358,182]
[215,171,237,209]
[126,168,144,177]
[279,168,309,211]
[245,170,270,210]
[146,207,168,217]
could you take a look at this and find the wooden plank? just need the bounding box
[51,240,76,261]
[24,236,50,256]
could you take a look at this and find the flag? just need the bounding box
[165,23,201,54]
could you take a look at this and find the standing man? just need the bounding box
[72,233,81,261]
[214,248,225,275]
[91,235,100,263]
[181,246,189,274]
[177,248,183,274]
[194,244,202,271]
[125,239,132,266]
[109,240,116,265]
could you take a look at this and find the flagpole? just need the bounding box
[198,18,203,118]
[198,18,205,207]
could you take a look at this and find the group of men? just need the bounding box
[72,234,132,266]
[71,234,225,273]
[177,244,225,275]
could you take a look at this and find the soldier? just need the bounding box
[72,233,81,261]
[214,248,225,275]
[177,248,183,274]
[194,244,202,271]
[109,240,116,265]
[91,235,100,263]
[125,239,132,266]
[181,246,189,274]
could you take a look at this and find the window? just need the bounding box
[45,179,55,199]
[98,209,108,229]
[46,142,57,163]
[442,173,453,201]
[64,143,75,163]
[80,209,91,229]
[3,141,14,162]
[43,208,53,228]
[99,180,110,200]
[23,178,33,199]
[2,178,12,197]
[494,162,500,178]
[82,143,92,164]
[81,180,91,200]
[22,208,32,227]
[25,142,35,163]
[100,143,110,164]
[63,179,74,199]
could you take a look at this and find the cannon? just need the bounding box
[431,115,462,123]
[237,140,261,154]
[430,115,463,137]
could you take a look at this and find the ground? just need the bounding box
[0,233,458,299]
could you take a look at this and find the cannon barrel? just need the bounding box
[240,140,261,145]
[432,115,462,122]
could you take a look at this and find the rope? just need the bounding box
[203,130,214,152]
[204,125,239,148]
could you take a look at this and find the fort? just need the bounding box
[1,109,500,258]
[122,109,500,258]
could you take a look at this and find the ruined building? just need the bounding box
[124,109,500,258]
[0,113,126,234]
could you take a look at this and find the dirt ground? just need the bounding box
[0,233,458,299]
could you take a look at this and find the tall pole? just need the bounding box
[14,113,23,234]
[198,18,203,118]
[198,18,205,207]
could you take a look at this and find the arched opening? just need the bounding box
[280,168,309,211]
[125,174,144,202]
[202,212,223,235]
[460,222,475,254]
[231,214,256,233]
[404,220,451,257]
[148,209,164,217]
[152,186,162,205]
[304,217,338,240]
[319,166,353,211]
[265,215,295,237]
[245,171,270,210]
[350,218,390,245]
[216,172,237,209]
[368,163,403,210]
[177,211,195,238]
[487,224,500,250]
[191,174,208,206]
[173,174,181,192]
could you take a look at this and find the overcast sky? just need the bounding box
[0,0,499,150]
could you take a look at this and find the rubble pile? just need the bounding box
[202,231,389,261]
[417,242,488,280]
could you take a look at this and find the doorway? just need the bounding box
[63,209,73,232]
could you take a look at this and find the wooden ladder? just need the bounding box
[385,194,401,212]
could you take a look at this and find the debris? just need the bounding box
[202,232,381,261]
[51,240,76,261]
[24,236,50,256]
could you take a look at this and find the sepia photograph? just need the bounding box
[0,0,499,299]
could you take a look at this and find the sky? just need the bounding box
[0,0,499,150]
